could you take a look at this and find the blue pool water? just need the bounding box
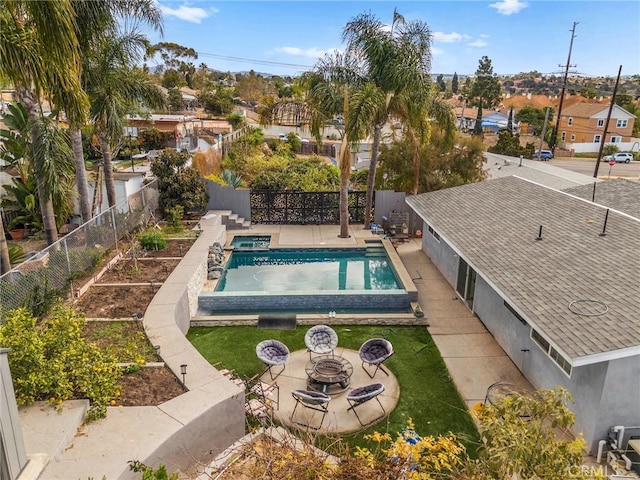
[230,235,271,249]
[216,247,400,292]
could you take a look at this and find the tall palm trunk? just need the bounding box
[97,131,117,207]
[70,128,92,222]
[338,92,351,238]
[0,214,11,274]
[338,134,351,238]
[363,123,382,228]
[408,127,421,195]
[18,87,59,244]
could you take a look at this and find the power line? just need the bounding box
[196,51,313,70]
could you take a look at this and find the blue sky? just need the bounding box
[145,0,640,77]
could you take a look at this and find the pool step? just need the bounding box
[214,210,251,230]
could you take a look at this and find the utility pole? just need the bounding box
[550,22,579,153]
[593,65,622,178]
[537,107,551,158]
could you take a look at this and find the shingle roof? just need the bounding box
[407,176,640,362]
[564,179,640,219]
[562,102,610,117]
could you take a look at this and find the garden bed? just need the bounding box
[75,285,159,318]
[116,366,186,406]
[97,259,180,283]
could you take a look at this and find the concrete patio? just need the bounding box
[262,347,400,435]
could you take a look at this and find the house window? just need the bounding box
[531,328,572,377]
[550,347,572,376]
[594,135,601,143]
[616,119,628,128]
[561,131,566,141]
[567,117,573,126]
[504,301,527,325]
[531,328,550,352]
[597,119,604,127]
[570,134,576,141]
[427,225,440,242]
[610,136,621,143]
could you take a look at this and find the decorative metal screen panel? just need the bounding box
[250,190,368,224]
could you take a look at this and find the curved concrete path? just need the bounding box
[267,348,400,435]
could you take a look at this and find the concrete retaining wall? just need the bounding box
[132,213,245,477]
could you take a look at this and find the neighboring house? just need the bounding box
[88,171,146,216]
[406,176,640,453]
[481,111,520,134]
[558,102,637,154]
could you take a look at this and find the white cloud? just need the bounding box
[432,32,470,43]
[158,2,212,24]
[489,0,528,15]
[431,46,445,56]
[276,46,337,59]
[468,39,489,47]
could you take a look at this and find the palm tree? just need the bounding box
[343,9,436,226]
[85,32,165,208]
[395,85,456,194]
[1,0,88,244]
[261,52,379,238]
[69,0,163,220]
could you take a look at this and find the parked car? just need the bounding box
[278,133,288,141]
[602,152,633,163]
[534,150,553,161]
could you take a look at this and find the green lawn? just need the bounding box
[187,325,479,452]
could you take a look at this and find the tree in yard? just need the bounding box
[260,51,380,238]
[86,34,165,209]
[235,70,268,104]
[150,149,209,215]
[436,74,446,92]
[167,88,184,112]
[198,87,234,116]
[343,9,438,227]
[1,0,87,244]
[148,42,197,88]
[516,105,552,137]
[452,72,459,94]
[507,106,514,132]
[469,56,502,136]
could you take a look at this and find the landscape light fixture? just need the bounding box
[180,364,188,387]
[132,313,143,330]
[154,345,161,360]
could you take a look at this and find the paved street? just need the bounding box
[545,157,640,179]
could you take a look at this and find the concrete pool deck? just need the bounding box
[18,221,531,479]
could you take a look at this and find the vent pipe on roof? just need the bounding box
[591,181,597,202]
[535,225,543,241]
[599,209,610,237]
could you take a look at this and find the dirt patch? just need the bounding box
[75,286,159,318]
[116,366,186,406]
[143,238,196,258]
[97,259,180,283]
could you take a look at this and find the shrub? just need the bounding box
[137,231,167,251]
[0,304,121,421]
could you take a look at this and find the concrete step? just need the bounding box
[19,400,89,472]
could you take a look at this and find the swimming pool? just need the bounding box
[217,247,400,292]
[198,243,414,314]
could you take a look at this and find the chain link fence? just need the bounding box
[0,180,159,320]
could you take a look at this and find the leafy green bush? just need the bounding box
[0,304,121,421]
[137,231,167,251]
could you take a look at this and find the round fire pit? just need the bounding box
[305,355,353,395]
